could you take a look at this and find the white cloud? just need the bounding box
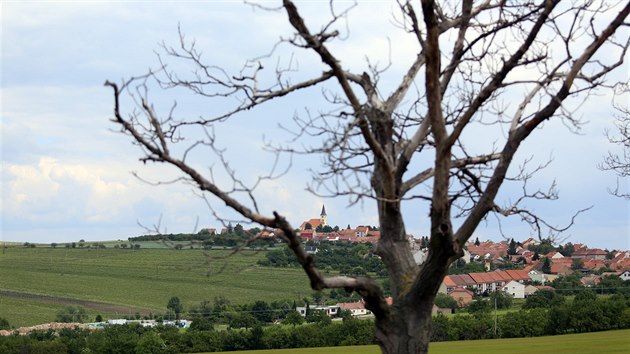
[4,157,129,224]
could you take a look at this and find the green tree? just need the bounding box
[135,331,169,354]
[542,257,551,274]
[490,291,513,310]
[167,296,183,320]
[434,293,457,310]
[532,251,540,261]
[571,258,584,270]
[55,306,87,323]
[508,238,517,255]
[551,273,584,294]
[234,223,245,235]
[251,300,273,323]
[0,317,9,330]
[430,314,449,342]
[283,310,305,327]
[189,316,214,331]
[306,310,331,325]
[466,299,491,315]
[228,312,258,329]
[574,289,597,302]
[312,291,323,305]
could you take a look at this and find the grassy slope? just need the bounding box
[0,247,310,315]
[226,329,630,354]
[0,297,101,328]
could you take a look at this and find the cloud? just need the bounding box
[3,157,130,225]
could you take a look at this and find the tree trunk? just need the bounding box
[374,298,435,354]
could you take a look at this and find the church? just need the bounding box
[299,205,327,231]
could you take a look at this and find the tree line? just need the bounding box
[2,289,630,353]
[258,241,387,277]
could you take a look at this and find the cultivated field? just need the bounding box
[227,329,630,354]
[0,247,311,324]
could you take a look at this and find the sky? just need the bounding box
[1,1,628,250]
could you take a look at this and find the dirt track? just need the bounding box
[0,290,152,316]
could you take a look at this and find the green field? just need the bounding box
[0,296,102,328]
[0,247,311,323]
[226,329,630,353]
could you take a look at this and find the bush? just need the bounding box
[55,306,87,323]
[434,293,458,310]
[0,317,10,330]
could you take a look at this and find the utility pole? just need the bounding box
[494,291,498,337]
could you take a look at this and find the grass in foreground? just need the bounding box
[225,329,630,354]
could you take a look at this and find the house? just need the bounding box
[522,237,540,248]
[441,276,457,293]
[355,226,369,237]
[337,302,370,317]
[580,275,601,287]
[545,251,565,259]
[448,274,477,291]
[528,270,546,285]
[368,230,381,239]
[504,269,530,283]
[572,248,608,260]
[550,263,572,276]
[502,280,525,299]
[525,285,554,297]
[449,287,474,306]
[305,245,318,254]
[618,269,630,281]
[432,305,453,315]
[258,229,283,238]
[413,250,427,265]
[296,304,339,318]
[524,285,539,297]
[300,230,314,240]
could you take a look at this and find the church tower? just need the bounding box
[320,204,327,226]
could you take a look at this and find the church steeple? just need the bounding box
[320,204,327,226]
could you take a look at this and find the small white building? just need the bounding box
[501,280,525,299]
[296,305,339,318]
[337,302,371,317]
[528,270,546,285]
[619,270,630,281]
[413,250,427,265]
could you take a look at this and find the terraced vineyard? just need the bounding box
[0,247,311,325]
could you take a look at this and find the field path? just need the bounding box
[0,289,153,316]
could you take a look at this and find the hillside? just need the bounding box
[0,247,311,325]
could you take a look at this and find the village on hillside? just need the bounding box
[199,205,630,318]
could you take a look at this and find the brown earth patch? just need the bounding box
[0,289,153,317]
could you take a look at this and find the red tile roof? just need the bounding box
[505,269,530,281]
[338,302,365,310]
[443,276,457,288]
[300,218,323,230]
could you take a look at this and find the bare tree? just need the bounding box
[106,1,629,353]
[601,87,630,198]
